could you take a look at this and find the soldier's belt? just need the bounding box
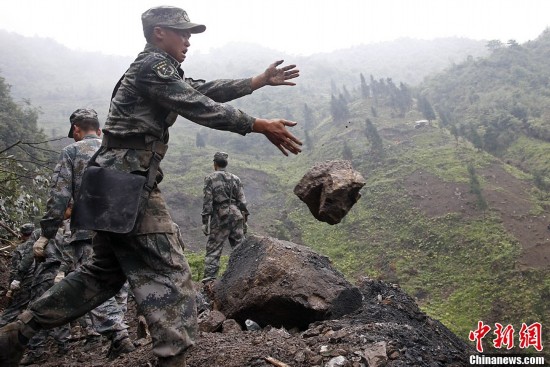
[102,134,168,156]
[214,200,236,207]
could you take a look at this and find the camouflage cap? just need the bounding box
[142,6,206,37]
[213,151,228,162]
[68,108,98,138]
[20,223,35,235]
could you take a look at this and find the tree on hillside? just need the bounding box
[386,79,412,117]
[486,39,503,51]
[449,124,460,144]
[360,73,369,99]
[0,75,53,237]
[507,39,519,48]
[435,106,451,127]
[370,75,379,105]
[330,94,350,123]
[469,125,483,151]
[303,103,314,129]
[417,95,436,123]
[195,132,206,148]
[342,85,352,102]
[365,118,384,157]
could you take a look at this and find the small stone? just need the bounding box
[326,356,348,367]
[245,319,261,331]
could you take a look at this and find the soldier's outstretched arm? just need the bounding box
[252,118,302,156]
[251,60,300,90]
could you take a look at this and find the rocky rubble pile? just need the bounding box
[190,276,472,367]
[0,236,473,367]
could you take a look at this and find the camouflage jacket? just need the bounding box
[103,43,255,151]
[9,233,37,284]
[40,134,101,240]
[202,168,248,221]
[95,44,256,234]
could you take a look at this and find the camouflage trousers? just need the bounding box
[70,240,129,342]
[29,230,197,358]
[204,215,245,279]
[28,267,70,353]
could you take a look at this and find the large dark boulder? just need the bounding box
[294,160,366,224]
[212,235,362,330]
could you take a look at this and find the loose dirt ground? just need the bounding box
[404,164,550,270]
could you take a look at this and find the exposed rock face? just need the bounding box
[294,160,366,224]
[212,235,362,330]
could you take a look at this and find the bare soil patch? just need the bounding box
[404,164,550,269]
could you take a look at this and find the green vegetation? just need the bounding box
[0,75,53,233]
[1,30,549,348]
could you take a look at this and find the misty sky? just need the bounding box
[1,0,549,57]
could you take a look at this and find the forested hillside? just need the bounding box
[0,30,487,135]
[1,29,549,354]
[422,28,550,180]
[0,75,53,233]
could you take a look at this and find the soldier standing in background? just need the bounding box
[202,152,249,281]
[0,6,301,367]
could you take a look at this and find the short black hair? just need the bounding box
[74,118,100,133]
[214,159,228,168]
[144,26,155,42]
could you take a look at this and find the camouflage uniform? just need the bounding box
[25,227,71,360]
[36,111,131,345]
[202,155,249,279]
[26,7,258,361]
[0,231,36,327]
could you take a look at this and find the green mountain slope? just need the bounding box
[2,30,548,351]
[163,94,549,345]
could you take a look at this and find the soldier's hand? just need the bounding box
[243,222,248,235]
[252,118,302,156]
[54,271,65,284]
[33,236,49,260]
[9,279,21,291]
[202,224,209,236]
[251,60,299,90]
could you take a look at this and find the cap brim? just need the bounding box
[68,124,74,138]
[168,22,206,34]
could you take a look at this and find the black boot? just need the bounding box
[0,312,39,367]
[107,336,135,360]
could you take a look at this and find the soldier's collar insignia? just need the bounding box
[152,59,177,79]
